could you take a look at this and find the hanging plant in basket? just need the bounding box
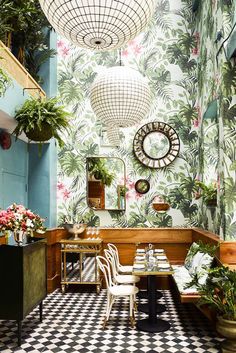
[13,97,70,147]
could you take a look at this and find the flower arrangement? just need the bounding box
[0,203,46,235]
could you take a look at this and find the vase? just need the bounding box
[216,316,236,353]
[13,230,25,245]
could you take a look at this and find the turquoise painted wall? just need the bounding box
[0,29,58,227]
[27,29,58,227]
[0,136,28,209]
[28,142,57,227]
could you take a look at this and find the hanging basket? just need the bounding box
[25,122,53,142]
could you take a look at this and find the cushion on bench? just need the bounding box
[172,265,198,294]
[173,245,214,295]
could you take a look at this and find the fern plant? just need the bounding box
[13,97,70,147]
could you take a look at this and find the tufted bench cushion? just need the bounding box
[172,242,214,296]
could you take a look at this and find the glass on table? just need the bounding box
[147,255,156,271]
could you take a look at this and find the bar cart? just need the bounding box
[60,237,103,294]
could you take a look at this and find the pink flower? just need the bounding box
[60,46,70,57]
[63,190,71,200]
[122,49,129,57]
[57,39,65,48]
[193,119,199,128]
[133,45,142,55]
[57,182,65,190]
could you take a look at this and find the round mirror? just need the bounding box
[133,122,180,169]
[143,132,170,159]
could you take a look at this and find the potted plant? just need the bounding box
[195,266,236,352]
[88,158,115,186]
[13,97,70,147]
[194,180,217,207]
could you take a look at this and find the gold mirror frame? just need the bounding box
[133,122,180,168]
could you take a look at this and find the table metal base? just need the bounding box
[136,318,170,333]
[138,303,166,314]
[138,290,163,300]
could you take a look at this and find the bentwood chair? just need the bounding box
[104,249,140,285]
[107,243,133,274]
[96,256,138,328]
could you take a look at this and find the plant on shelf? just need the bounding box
[194,180,217,206]
[88,158,115,186]
[190,266,236,352]
[13,97,70,147]
[0,0,56,84]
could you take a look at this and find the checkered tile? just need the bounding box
[0,289,222,352]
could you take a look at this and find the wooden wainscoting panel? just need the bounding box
[100,228,192,244]
[192,228,221,245]
[220,242,236,265]
[35,228,69,293]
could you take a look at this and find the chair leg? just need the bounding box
[129,295,135,328]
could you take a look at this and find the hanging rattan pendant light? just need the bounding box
[39,0,155,51]
[90,66,151,145]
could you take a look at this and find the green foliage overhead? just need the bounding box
[0,0,56,83]
[13,97,71,147]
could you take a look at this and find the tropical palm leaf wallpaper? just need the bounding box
[57,0,236,240]
[194,0,236,240]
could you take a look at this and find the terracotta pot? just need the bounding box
[152,203,170,212]
[216,316,236,353]
[25,122,53,142]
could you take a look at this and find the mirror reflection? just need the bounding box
[143,132,170,159]
[87,157,126,210]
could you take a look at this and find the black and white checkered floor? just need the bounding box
[0,289,222,353]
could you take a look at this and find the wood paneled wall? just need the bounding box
[99,228,192,265]
[36,227,236,293]
[0,40,45,98]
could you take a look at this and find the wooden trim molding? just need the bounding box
[41,227,235,293]
[0,40,46,98]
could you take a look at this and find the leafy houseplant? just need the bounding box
[88,158,115,186]
[0,0,56,84]
[0,57,12,97]
[13,97,70,147]
[194,180,217,206]
[193,266,236,352]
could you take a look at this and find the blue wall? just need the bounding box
[0,136,28,209]
[0,29,58,227]
[28,142,57,228]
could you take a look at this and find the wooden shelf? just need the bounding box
[0,40,46,99]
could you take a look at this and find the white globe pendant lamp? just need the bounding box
[90,66,152,145]
[39,0,156,51]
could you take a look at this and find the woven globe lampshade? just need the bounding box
[39,0,155,51]
[90,66,151,144]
